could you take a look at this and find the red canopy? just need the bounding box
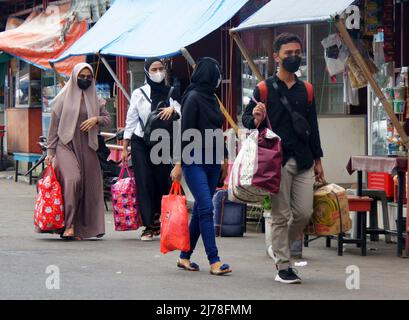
[0,2,87,75]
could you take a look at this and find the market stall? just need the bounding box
[230,0,409,256]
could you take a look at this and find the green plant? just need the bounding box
[262,196,271,211]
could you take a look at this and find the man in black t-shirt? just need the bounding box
[243,33,324,284]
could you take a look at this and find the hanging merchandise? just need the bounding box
[392,68,408,116]
[343,71,359,105]
[363,0,380,36]
[346,57,367,89]
[373,29,385,68]
[321,33,350,77]
[393,100,405,115]
[383,87,394,104]
[346,43,378,90]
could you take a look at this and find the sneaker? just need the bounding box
[141,229,154,241]
[151,226,161,237]
[275,267,301,284]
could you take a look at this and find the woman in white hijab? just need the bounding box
[45,63,111,240]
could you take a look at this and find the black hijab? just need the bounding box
[182,57,222,105]
[144,58,171,111]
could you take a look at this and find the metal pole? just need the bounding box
[397,171,404,257]
[356,171,363,244]
[0,131,4,171]
[100,55,131,102]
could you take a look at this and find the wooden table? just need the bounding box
[347,156,409,257]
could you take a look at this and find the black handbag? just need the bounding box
[271,80,311,143]
[138,86,180,147]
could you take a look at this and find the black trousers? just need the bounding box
[131,136,172,227]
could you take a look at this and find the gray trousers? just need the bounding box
[270,158,314,270]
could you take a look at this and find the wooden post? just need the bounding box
[335,18,409,148]
[229,30,265,82]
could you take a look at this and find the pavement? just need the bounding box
[0,172,409,300]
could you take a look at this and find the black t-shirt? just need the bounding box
[242,74,323,171]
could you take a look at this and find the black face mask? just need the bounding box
[77,78,92,90]
[282,55,302,73]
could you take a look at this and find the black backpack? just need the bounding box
[138,86,180,147]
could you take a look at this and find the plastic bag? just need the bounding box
[321,33,350,77]
[229,116,282,204]
[34,165,65,232]
[160,182,190,254]
[304,182,352,236]
[111,164,142,231]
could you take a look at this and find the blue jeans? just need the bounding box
[180,163,221,265]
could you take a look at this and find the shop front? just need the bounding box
[232,0,409,255]
[231,0,409,185]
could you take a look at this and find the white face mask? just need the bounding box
[149,70,166,83]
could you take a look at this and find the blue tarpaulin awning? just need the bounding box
[232,0,356,32]
[52,0,249,62]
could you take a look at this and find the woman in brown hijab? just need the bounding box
[45,63,111,240]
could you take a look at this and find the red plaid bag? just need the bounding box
[34,165,65,231]
[111,164,142,231]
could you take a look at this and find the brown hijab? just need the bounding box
[51,63,99,151]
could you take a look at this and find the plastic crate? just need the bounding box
[367,172,394,197]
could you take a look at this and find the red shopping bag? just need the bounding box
[160,182,190,254]
[111,164,142,231]
[34,165,65,231]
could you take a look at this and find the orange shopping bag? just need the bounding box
[160,182,190,254]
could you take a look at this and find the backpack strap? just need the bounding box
[140,87,152,104]
[256,80,268,103]
[257,79,313,106]
[303,81,314,106]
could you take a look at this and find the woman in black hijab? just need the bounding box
[122,58,181,241]
[171,57,231,275]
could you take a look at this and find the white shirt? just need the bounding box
[124,84,182,140]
